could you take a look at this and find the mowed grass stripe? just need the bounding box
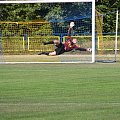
[0,63,120,120]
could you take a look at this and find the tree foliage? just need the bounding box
[96,0,120,33]
[0,4,42,21]
[0,1,120,33]
[0,3,92,22]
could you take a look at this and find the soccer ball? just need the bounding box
[70,22,75,28]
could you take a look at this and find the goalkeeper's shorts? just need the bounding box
[55,43,65,55]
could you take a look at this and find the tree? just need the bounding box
[96,0,120,33]
[0,3,42,21]
[0,3,92,22]
[43,3,92,21]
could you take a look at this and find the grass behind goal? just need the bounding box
[0,63,120,120]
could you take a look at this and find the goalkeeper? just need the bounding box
[38,22,91,56]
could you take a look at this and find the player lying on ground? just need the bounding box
[38,22,92,56]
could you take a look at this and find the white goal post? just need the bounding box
[0,0,95,64]
[115,9,119,62]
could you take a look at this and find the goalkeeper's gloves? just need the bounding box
[70,22,75,28]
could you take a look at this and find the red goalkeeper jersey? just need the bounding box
[64,39,78,52]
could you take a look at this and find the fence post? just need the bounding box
[24,34,28,50]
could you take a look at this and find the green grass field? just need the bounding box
[0,63,120,120]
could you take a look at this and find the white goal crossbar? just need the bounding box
[0,0,94,3]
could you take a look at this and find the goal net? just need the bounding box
[96,10,120,63]
[0,33,5,63]
[0,0,95,63]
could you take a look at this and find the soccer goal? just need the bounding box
[0,0,95,63]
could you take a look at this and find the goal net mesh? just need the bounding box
[0,2,94,63]
[95,10,120,62]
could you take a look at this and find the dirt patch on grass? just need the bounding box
[4,55,60,62]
